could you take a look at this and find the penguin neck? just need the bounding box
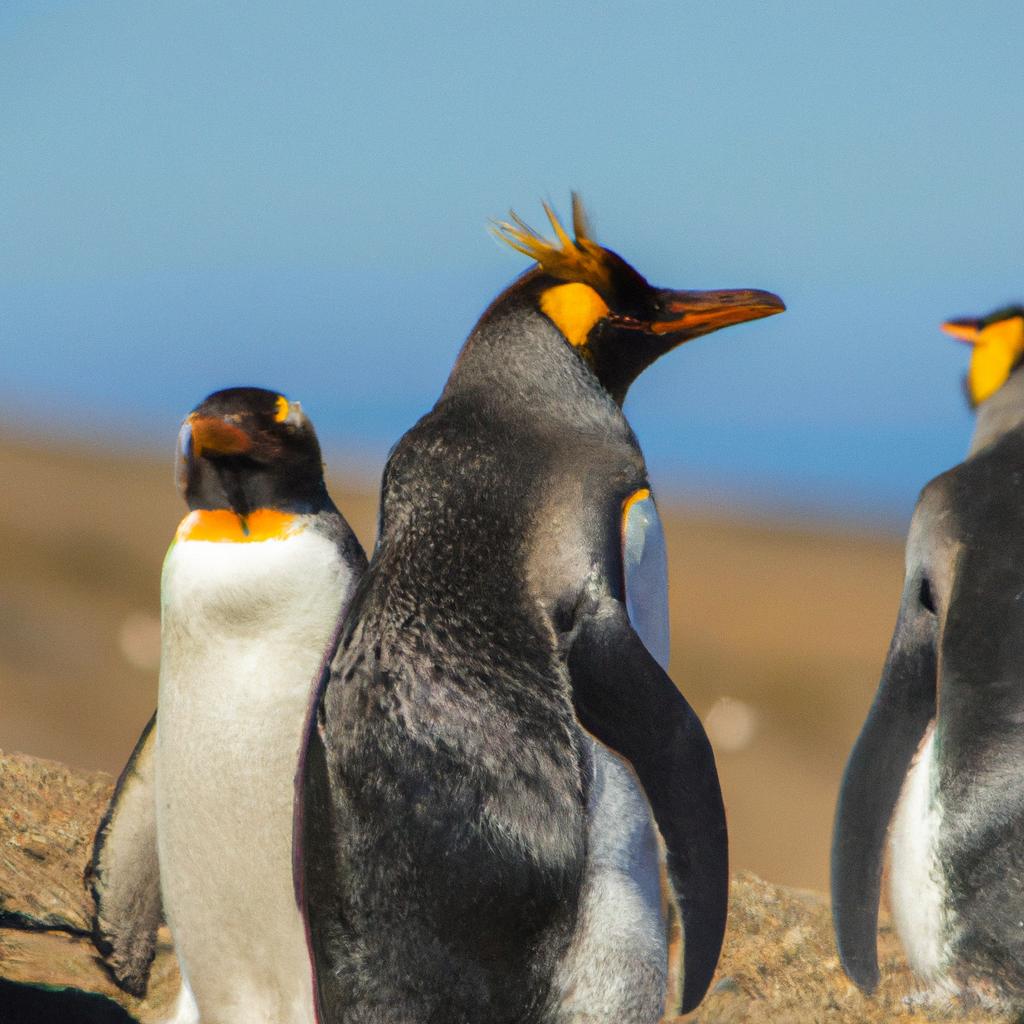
[175,507,304,543]
[186,461,334,518]
[969,361,1024,455]
[440,299,630,440]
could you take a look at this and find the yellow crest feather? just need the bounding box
[492,193,614,295]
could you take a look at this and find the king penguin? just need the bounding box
[833,306,1024,1007]
[89,387,367,1024]
[298,196,785,1023]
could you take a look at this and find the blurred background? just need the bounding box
[2,1,1023,890]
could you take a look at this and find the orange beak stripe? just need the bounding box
[188,415,253,458]
[940,321,981,344]
[649,291,786,336]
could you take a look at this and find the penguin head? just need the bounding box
[176,387,329,516]
[942,306,1024,407]
[492,195,785,404]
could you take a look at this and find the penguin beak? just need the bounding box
[648,288,786,341]
[941,318,982,344]
[188,414,255,458]
[586,287,786,407]
[175,414,256,499]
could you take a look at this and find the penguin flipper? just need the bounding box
[295,655,346,1024]
[831,610,936,993]
[88,713,162,997]
[566,597,727,1014]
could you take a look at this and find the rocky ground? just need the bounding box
[0,749,1014,1024]
[0,751,181,1023]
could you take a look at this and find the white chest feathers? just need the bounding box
[554,739,669,1020]
[888,724,956,989]
[622,490,670,671]
[156,526,356,1024]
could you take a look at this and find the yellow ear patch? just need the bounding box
[492,194,614,296]
[540,282,610,347]
[274,396,289,422]
[951,317,1024,405]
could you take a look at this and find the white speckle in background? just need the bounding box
[118,613,161,671]
[705,697,758,753]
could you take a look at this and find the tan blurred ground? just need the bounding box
[0,433,905,891]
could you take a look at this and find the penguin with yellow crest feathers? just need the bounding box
[298,196,785,1023]
[833,306,1024,1008]
[89,387,366,1024]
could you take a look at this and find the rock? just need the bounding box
[0,749,1013,1023]
[0,750,181,1023]
[676,872,1008,1022]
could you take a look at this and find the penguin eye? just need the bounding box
[918,575,937,615]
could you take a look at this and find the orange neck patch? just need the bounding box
[175,508,302,543]
[622,487,651,520]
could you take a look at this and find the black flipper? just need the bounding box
[831,610,936,992]
[296,699,348,1024]
[87,714,161,998]
[567,597,728,1014]
[294,613,351,1024]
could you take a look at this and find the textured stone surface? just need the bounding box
[678,871,1011,1023]
[0,751,180,1022]
[0,750,109,934]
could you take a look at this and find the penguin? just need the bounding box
[89,387,367,1024]
[833,306,1024,1007]
[298,197,785,1023]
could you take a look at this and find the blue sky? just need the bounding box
[3,2,1023,524]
